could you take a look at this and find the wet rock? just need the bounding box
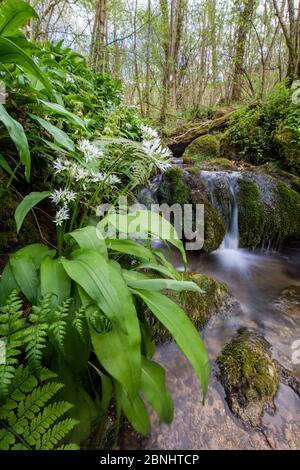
[217,329,279,428]
[275,361,300,398]
[157,167,225,253]
[149,272,231,343]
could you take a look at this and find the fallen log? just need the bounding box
[164,111,236,157]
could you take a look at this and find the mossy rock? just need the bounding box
[157,166,191,206]
[191,190,226,252]
[237,174,300,248]
[182,134,219,164]
[149,272,231,343]
[217,329,279,427]
[199,158,237,171]
[157,167,226,252]
[274,127,300,176]
[219,131,239,160]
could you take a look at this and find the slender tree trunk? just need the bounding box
[229,0,255,102]
[90,0,107,74]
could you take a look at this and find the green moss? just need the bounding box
[237,175,300,248]
[191,191,226,253]
[237,180,264,248]
[182,134,219,164]
[157,167,191,206]
[218,329,279,405]
[273,128,300,176]
[200,158,237,170]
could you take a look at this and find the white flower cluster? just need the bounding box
[50,188,77,226]
[78,139,104,163]
[140,125,172,172]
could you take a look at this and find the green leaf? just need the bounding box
[0,0,38,36]
[124,273,205,294]
[9,254,38,303]
[0,153,16,179]
[0,263,19,304]
[61,250,141,398]
[141,357,173,424]
[15,244,55,269]
[115,382,150,437]
[29,114,75,152]
[101,210,187,268]
[132,289,210,397]
[135,262,178,280]
[0,37,52,95]
[40,257,71,307]
[0,103,30,181]
[14,191,51,232]
[106,239,157,262]
[69,226,108,258]
[40,101,86,129]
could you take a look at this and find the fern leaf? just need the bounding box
[37,418,79,450]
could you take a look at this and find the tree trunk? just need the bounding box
[229,0,255,102]
[90,0,107,74]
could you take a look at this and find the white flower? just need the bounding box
[54,206,70,226]
[50,188,77,205]
[53,157,70,174]
[142,138,172,172]
[106,174,121,185]
[140,124,159,141]
[89,171,104,183]
[78,139,104,163]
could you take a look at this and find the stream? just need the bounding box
[128,168,300,450]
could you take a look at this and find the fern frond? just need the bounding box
[49,298,72,353]
[0,366,78,450]
[24,322,48,373]
[72,305,87,341]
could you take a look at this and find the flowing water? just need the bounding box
[128,170,300,450]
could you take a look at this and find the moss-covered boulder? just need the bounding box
[237,174,300,248]
[274,127,300,176]
[150,272,231,343]
[182,134,219,164]
[190,190,226,252]
[157,167,226,252]
[157,166,191,206]
[199,158,238,171]
[217,329,279,427]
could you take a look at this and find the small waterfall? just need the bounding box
[200,170,241,254]
[220,176,239,250]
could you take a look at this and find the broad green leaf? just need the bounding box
[141,357,173,424]
[69,226,108,258]
[101,210,187,268]
[40,257,71,307]
[0,103,30,181]
[115,382,150,437]
[15,243,55,269]
[40,101,85,129]
[0,153,16,179]
[29,114,75,152]
[9,254,38,303]
[61,250,141,398]
[0,0,38,36]
[0,263,19,305]
[132,289,210,397]
[14,190,51,232]
[0,37,52,95]
[135,262,178,280]
[124,275,205,294]
[106,239,156,262]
